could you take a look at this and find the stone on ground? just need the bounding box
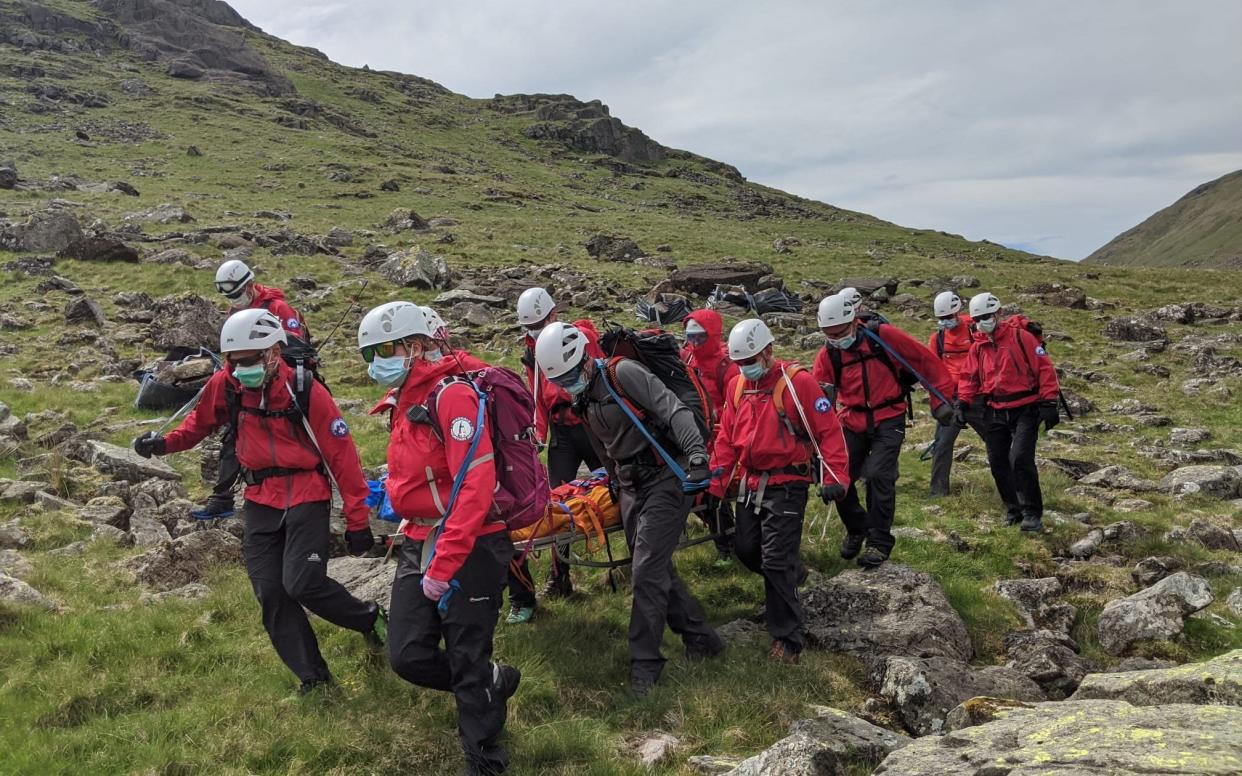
[0,572,55,609]
[877,655,1045,736]
[123,529,242,591]
[725,706,908,776]
[1098,572,1213,655]
[327,556,395,609]
[1072,649,1242,706]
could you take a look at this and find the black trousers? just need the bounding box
[618,465,720,684]
[242,500,378,683]
[735,482,808,652]
[929,408,986,496]
[982,403,1043,520]
[508,423,600,607]
[837,416,905,555]
[208,424,242,509]
[390,531,512,776]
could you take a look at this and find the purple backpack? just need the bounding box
[428,367,550,532]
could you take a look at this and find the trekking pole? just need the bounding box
[152,383,208,436]
[313,278,370,353]
[920,438,938,461]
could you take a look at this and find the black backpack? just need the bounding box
[598,326,713,442]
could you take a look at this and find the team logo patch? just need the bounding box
[450,417,475,441]
[815,397,832,413]
[1035,346,1047,356]
[287,318,300,330]
[329,418,349,438]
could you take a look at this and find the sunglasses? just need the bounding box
[215,280,248,298]
[228,353,264,367]
[360,341,402,363]
[685,332,708,345]
[973,312,997,322]
[735,354,761,367]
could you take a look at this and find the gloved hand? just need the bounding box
[953,400,969,430]
[1039,401,1060,431]
[421,575,451,601]
[345,528,375,556]
[133,432,166,459]
[932,402,955,427]
[819,483,846,504]
[684,454,711,485]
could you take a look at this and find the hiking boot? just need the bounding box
[540,573,573,600]
[364,604,388,648]
[505,605,535,625]
[857,547,889,569]
[1004,510,1023,526]
[840,534,865,560]
[191,499,235,520]
[685,633,725,661]
[492,661,521,701]
[630,676,656,699]
[281,676,333,703]
[1020,516,1044,533]
[768,639,800,665]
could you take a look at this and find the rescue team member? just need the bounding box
[506,287,603,622]
[535,322,723,696]
[813,293,955,568]
[360,301,518,776]
[194,259,312,520]
[956,293,1061,534]
[133,309,385,695]
[926,291,985,497]
[711,320,849,664]
[680,309,740,564]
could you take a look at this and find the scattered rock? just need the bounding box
[1161,465,1242,500]
[123,529,242,592]
[1003,629,1088,699]
[377,247,453,289]
[0,572,55,610]
[78,440,179,483]
[433,289,505,307]
[1171,427,1212,446]
[0,520,30,550]
[0,164,16,189]
[1068,528,1104,559]
[2,208,83,252]
[128,512,171,546]
[628,731,680,767]
[874,699,1242,775]
[123,203,195,225]
[379,179,400,192]
[1102,316,1168,343]
[1186,517,1241,551]
[802,564,972,661]
[1077,465,1159,491]
[1073,649,1242,706]
[993,577,1076,634]
[141,582,211,605]
[64,296,106,327]
[878,655,1044,736]
[727,706,909,776]
[78,496,130,529]
[1228,589,1242,618]
[147,293,223,350]
[685,755,739,774]
[327,556,395,609]
[1098,572,1213,655]
[1132,556,1183,587]
[0,549,33,579]
[585,233,644,262]
[380,208,428,232]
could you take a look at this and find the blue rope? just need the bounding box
[860,327,952,407]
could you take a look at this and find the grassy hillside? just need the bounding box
[2,2,1242,775]
[1085,169,1242,269]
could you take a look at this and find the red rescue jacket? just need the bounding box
[522,318,602,442]
[162,361,370,530]
[232,284,308,338]
[679,309,740,418]
[384,356,504,582]
[710,361,849,497]
[927,313,975,388]
[958,318,1060,410]
[812,322,953,435]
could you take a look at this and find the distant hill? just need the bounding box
[1085,170,1242,269]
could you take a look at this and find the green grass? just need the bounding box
[2,1,1242,773]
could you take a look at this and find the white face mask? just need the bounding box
[937,317,959,331]
[977,317,998,334]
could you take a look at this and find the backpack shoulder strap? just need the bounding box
[827,346,842,383]
[731,370,745,410]
[771,364,807,419]
[604,357,644,418]
[225,384,241,430]
[936,329,946,359]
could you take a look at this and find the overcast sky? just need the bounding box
[232,1,1242,260]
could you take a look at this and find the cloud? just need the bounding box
[230,0,1242,260]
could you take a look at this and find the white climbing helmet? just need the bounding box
[969,292,1002,320]
[420,306,449,340]
[727,319,775,361]
[838,286,862,306]
[517,287,556,326]
[214,259,254,300]
[817,293,856,329]
[934,291,962,318]
[220,308,286,353]
[535,321,588,379]
[357,301,432,349]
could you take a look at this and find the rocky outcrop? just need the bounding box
[0,208,83,253]
[877,655,1045,736]
[670,261,775,297]
[75,440,180,483]
[377,247,453,289]
[993,577,1076,634]
[1160,465,1242,499]
[327,556,395,609]
[725,706,909,776]
[0,572,55,610]
[1003,629,1088,699]
[875,699,1242,775]
[123,529,241,591]
[147,293,224,350]
[1098,572,1213,655]
[1072,649,1242,706]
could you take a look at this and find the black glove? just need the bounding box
[819,483,846,504]
[685,454,710,484]
[133,432,165,459]
[953,400,969,430]
[345,529,375,556]
[932,402,955,427]
[1039,401,1060,431]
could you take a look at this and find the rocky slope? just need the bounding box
[1085,169,1242,269]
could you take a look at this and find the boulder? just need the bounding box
[4,209,83,252]
[147,293,223,350]
[1068,528,1104,559]
[1171,427,1212,446]
[802,564,972,661]
[327,556,395,609]
[726,706,909,776]
[993,577,1076,634]
[833,278,898,297]
[123,203,195,225]
[1098,572,1213,655]
[1003,629,1088,699]
[1186,518,1241,551]
[77,496,129,528]
[131,478,188,506]
[1077,465,1160,491]
[1228,588,1242,618]
[1132,556,1182,587]
[669,261,773,296]
[64,296,105,326]
[128,512,171,547]
[0,520,30,550]
[1161,466,1242,499]
[0,572,55,610]
[58,237,139,263]
[141,582,211,605]
[878,655,1045,736]
[123,529,242,591]
[628,731,680,767]
[80,440,179,483]
[377,247,453,289]
[0,164,16,189]
[0,480,47,503]
[585,233,644,262]
[379,208,429,232]
[1072,649,1242,706]
[874,699,1242,775]
[0,549,33,579]
[1102,316,1168,343]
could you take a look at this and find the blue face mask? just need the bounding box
[368,355,410,386]
[937,317,959,331]
[561,375,588,396]
[422,348,443,363]
[826,334,856,350]
[740,362,768,382]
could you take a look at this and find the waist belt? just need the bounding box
[242,464,325,486]
[989,389,1038,404]
[843,394,906,413]
[619,448,662,468]
[753,462,812,478]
